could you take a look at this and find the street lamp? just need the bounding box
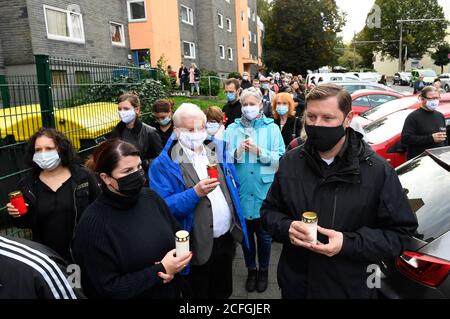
[397,18,446,72]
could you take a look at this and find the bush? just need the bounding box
[87,76,168,125]
[227,72,241,79]
[199,69,221,96]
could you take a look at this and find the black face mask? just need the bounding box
[111,169,146,197]
[305,124,346,152]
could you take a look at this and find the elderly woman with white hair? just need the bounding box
[224,87,285,293]
[149,103,249,299]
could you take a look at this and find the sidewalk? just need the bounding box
[231,242,282,299]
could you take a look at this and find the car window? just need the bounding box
[421,70,437,77]
[362,96,418,121]
[366,85,386,91]
[365,109,412,144]
[397,154,450,243]
[367,95,398,107]
[330,77,343,81]
[342,85,361,93]
[353,96,371,107]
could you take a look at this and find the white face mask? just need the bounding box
[426,99,439,111]
[118,110,136,124]
[178,130,208,149]
[33,150,61,171]
[242,105,261,121]
[206,122,221,136]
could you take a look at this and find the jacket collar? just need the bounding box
[301,128,374,183]
[234,116,274,127]
[116,118,142,135]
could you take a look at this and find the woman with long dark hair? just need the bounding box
[6,128,100,262]
[73,139,192,299]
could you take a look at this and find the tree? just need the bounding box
[354,29,377,69]
[431,43,450,74]
[338,45,363,70]
[359,0,446,71]
[263,0,345,74]
[256,0,271,26]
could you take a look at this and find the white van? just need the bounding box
[305,73,360,87]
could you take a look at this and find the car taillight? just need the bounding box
[396,251,450,288]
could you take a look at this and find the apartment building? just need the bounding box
[128,0,264,78]
[0,0,130,76]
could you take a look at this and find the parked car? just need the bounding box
[393,72,412,86]
[438,73,450,92]
[357,93,450,127]
[332,81,407,95]
[347,72,381,83]
[305,73,360,87]
[379,147,450,298]
[364,103,450,168]
[411,69,437,86]
[351,90,403,115]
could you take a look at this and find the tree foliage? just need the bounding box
[431,43,450,74]
[263,0,345,74]
[358,0,446,70]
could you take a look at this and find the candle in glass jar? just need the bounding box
[9,191,28,215]
[175,230,190,257]
[207,164,219,180]
[302,212,318,244]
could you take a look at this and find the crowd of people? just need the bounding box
[4,68,425,300]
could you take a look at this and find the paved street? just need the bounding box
[390,83,414,94]
[231,242,282,299]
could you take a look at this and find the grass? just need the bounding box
[170,90,227,110]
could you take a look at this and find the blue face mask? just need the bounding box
[158,117,171,126]
[226,92,236,102]
[276,104,289,116]
[262,84,270,90]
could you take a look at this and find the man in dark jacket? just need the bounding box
[261,84,418,298]
[401,86,447,160]
[0,235,81,299]
[223,78,243,128]
[178,63,188,92]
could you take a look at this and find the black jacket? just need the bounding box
[111,119,163,173]
[11,164,100,262]
[223,100,242,128]
[0,236,82,299]
[241,80,252,90]
[178,66,188,80]
[261,129,418,298]
[274,116,302,146]
[73,187,182,299]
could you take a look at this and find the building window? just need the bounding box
[44,5,85,43]
[241,11,244,22]
[248,31,252,42]
[219,45,225,59]
[253,33,257,44]
[183,41,196,59]
[252,12,256,22]
[51,70,68,85]
[218,13,223,28]
[242,37,246,48]
[181,5,194,25]
[110,22,126,46]
[132,49,150,68]
[227,48,233,61]
[226,18,232,32]
[225,0,230,3]
[127,0,146,22]
[248,7,251,18]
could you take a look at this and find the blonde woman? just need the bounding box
[189,63,200,95]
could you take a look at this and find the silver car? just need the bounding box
[380,147,450,299]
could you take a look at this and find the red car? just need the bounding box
[355,93,450,127]
[365,103,450,168]
[351,90,403,115]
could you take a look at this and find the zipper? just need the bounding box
[69,186,79,262]
[331,186,339,229]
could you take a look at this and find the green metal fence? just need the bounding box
[0,55,158,237]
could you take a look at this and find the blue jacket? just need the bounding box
[149,137,249,249]
[224,117,285,219]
